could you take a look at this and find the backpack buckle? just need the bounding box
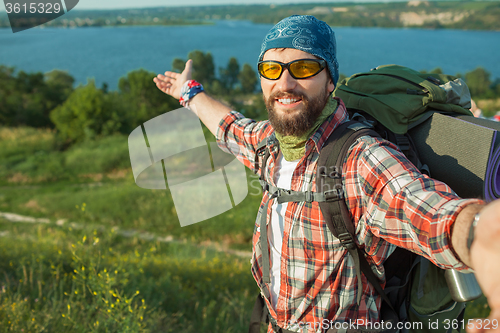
[260,180,269,192]
[338,232,356,250]
[324,185,344,201]
[306,191,313,203]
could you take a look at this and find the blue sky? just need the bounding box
[1,0,397,11]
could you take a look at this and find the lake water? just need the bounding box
[1,20,500,90]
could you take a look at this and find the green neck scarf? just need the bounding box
[276,97,338,161]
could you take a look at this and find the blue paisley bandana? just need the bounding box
[258,15,340,86]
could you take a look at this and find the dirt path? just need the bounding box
[0,211,252,258]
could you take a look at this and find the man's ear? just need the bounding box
[328,79,335,95]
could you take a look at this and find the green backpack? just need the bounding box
[333,64,473,135]
[334,64,500,201]
[250,65,482,333]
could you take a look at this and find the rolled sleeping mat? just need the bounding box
[409,112,500,201]
[453,115,500,201]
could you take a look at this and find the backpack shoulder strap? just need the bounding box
[316,120,377,242]
[316,121,397,314]
[254,133,275,174]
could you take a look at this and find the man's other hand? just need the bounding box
[468,199,500,333]
[153,59,193,100]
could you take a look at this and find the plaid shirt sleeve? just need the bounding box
[344,135,484,270]
[215,111,272,173]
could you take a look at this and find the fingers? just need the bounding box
[155,73,176,84]
[183,59,193,76]
[153,79,167,91]
[155,59,192,85]
[153,76,172,94]
[153,75,169,87]
[177,59,193,83]
[153,73,176,93]
[162,71,180,80]
[466,314,500,333]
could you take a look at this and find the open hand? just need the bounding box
[153,59,193,100]
[468,199,500,332]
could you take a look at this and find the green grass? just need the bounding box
[0,128,131,184]
[0,126,262,332]
[0,173,261,247]
[0,219,258,332]
[0,126,262,246]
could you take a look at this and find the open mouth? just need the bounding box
[276,96,302,107]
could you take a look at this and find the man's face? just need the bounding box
[261,48,335,136]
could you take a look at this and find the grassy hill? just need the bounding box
[0,126,263,332]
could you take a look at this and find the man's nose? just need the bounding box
[276,68,297,92]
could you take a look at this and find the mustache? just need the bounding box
[269,91,306,101]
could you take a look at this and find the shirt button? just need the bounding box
[257,227,261,232]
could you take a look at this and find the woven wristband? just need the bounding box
[179,80,204,109]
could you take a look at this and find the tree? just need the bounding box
[172,58,186,73]
[45,70,74,96]
[419,68,443,75]
[0,66,17,125]
[188,50,215,83]
[172,51,219,94]
[493,78,500,97]
[3,70,52,128]
[171,51,215,83]
[465,67,492,98]
[44,69,75,111]
[429,67,443,74]
[238,64,258,94]
[12,70,48,127]
[118,68,178,130]
[206,79,227,96]
[220,57,240,91]
[0,67,75,128]
[50,80,123,142]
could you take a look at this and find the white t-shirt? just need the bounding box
[269,152,299,309]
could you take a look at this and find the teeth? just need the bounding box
[278,98,299,105]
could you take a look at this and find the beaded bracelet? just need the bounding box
[467,213,480,251]
[179,80,204,109]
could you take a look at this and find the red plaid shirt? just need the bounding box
[216,97,482,333]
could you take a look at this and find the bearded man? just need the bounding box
[154,15,500,333]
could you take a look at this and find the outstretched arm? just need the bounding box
[153,59,233,136]
[452,200,500,333]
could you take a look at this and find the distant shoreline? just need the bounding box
[1,1,499,31]
[1,19,499,32]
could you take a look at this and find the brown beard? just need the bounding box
[265,87,329,136]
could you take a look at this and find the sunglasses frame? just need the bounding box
[258,58,327,80]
